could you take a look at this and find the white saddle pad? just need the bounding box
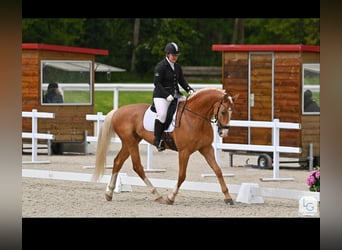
[143,106,177,132]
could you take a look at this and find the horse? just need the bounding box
[92,88,239,205]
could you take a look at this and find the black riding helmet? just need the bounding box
[164,42,180,55]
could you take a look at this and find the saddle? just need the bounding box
[143,98,179,151]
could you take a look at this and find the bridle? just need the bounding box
[214,97,233,130]
[176,94,233,129]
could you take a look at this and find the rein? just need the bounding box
[176,95,227,128]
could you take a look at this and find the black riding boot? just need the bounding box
[153,119,165,151]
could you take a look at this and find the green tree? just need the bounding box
[81,18,134,70]
[244,18,320,45]
[22,18,86,45]
[22,18,320,81]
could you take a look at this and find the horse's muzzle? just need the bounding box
[218,125,230,137]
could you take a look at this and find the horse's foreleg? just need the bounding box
[166,150,190,205]
[143,178,165,204]
[166,186,179,205]
[199,146,234,205]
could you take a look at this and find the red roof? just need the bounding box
[212,44,320,53]
[22,43,109,56]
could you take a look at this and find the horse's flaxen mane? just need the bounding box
[188,88,226,99]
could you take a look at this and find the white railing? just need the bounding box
[96,83,221,110]
[22,109,54,164]
[43,83,221,110]
[86,110,301,181]
[26,84,303,182]
[22,169,320,202]
[212,119,301,181]
[91,84,301,180]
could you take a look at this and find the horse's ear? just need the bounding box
[232,94,239,102]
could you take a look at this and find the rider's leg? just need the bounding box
[153,98,170,151]
[153,119,165,151]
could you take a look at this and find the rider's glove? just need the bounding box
[188,89,195,95]
[166,94,174,102]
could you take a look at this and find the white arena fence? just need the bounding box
[22,84,320,204]
[212,119,301,181]
[59,83,222,110]
[22,169,320,204]
[22,84,303,179]
[86,83,304,180]
[94,83,222,110]
[21,113,320,204]
[22,109,54,164]
[86,111,301,181]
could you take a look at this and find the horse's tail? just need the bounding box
[92,109,116,182]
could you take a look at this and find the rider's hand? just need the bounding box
[188,89,195,95]
[166,95,174,102]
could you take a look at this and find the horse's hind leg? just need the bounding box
[105,172,119,201]
[105,145,130,201]
[199,146,234,205]
[128,141,165,203]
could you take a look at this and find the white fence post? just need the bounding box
[113,87,119,110]
[96,111,104,137]
[31,109,38,162]
[273,119,280,179]
[22,109,54,164]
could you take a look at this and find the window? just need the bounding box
[41,60,93,105]
[302,63,320,114]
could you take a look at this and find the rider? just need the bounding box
[152,42,195,151]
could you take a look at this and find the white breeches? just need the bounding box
[153,97,171,123]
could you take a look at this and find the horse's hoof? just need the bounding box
[166,196,174,205]
[105,193,113,201]
[154,196,166,204]
[224,198,234,205]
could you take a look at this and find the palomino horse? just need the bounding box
[93,88,238,205]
